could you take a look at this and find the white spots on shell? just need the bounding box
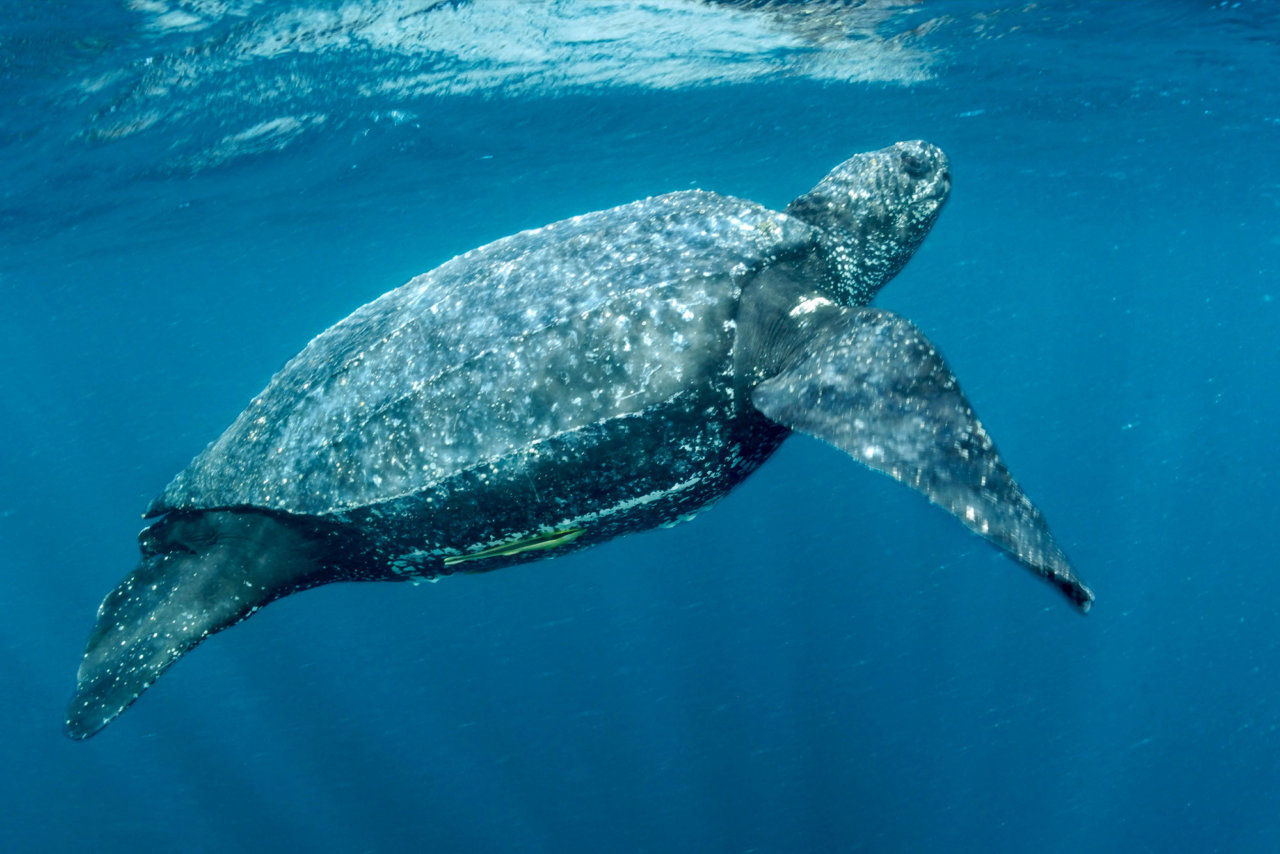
[155,190,812,516]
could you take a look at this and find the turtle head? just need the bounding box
[785,140,950,305]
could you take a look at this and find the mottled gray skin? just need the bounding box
[67,141,1092,740]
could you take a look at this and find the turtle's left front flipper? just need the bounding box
[751,306,1093,611]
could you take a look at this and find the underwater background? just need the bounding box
[2,1,1278,851]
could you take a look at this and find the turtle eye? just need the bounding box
[900,151,928,178]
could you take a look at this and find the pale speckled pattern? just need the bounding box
[152,191,814,517]
[752,306,1092,609]
[786,144,947,305]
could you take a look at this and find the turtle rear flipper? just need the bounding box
[751,306,1093,611]
[65,511,331,739]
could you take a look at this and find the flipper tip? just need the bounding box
[1075,586,1095,614]
[64,647,155,740]
[64,704,115,741]
[1053,572,1094,614]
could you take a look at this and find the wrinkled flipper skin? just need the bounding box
[65,511,337,739]
[751,306,1093,611]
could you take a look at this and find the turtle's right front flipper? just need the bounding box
[751,306,1093,611]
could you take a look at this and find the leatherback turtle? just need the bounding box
[66,140,1092,740]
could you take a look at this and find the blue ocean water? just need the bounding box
[2,1,1278,851]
